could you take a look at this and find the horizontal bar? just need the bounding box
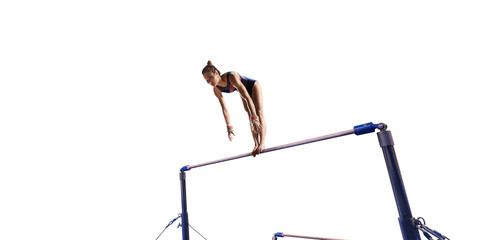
[277,232,344,240]
[185,129,354,171]
[181,123,378,171]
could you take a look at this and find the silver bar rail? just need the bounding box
[180,122,383,171]
[274,232,345,240]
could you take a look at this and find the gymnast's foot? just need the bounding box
[256,144,265,155]
[252,145,259,157]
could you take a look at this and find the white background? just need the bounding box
[1,1,479,240]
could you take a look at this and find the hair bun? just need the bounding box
[201,60,219,75]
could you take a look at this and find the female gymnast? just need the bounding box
[202,60,266,157]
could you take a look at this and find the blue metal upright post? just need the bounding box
[377,129,420,240]
[180,171,190,240]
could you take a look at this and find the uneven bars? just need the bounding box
[180,122,384,171]
[275,232,344,240]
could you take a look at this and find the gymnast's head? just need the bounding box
[202,60,221,87]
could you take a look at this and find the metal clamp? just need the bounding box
[156,214,181,240]
[414,217,449,240]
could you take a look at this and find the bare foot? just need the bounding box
[252,145,259,157]
[256,144,265,155]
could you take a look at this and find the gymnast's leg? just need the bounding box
[251,82,266,155]
[241,95,260,156]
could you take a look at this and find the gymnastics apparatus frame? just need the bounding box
[174,122,449,240]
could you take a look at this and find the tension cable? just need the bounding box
[414,217,449,240]
[155,214,207,240]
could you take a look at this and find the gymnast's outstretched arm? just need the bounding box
[213,87,235,141]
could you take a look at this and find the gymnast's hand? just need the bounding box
[227,124,235,142]
[252,121,262,134]
[228,130,235,142]
[251,116,262,133]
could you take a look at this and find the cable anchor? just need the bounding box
[414,217,449,240]
[155,213,181,240]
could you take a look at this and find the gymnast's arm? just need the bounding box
[213,87,235,140]
[229,72,261,132]
[229,72,257,117]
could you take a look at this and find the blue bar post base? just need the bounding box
[377,129,420,240]
[180,171,190,240]
[399,217,420,240]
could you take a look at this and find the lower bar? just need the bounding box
[275,232,344,240]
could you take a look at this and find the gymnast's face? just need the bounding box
[203,71,220,87]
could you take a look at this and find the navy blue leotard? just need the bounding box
[216,72,257,95]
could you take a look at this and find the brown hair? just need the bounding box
[201,60,220,75]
